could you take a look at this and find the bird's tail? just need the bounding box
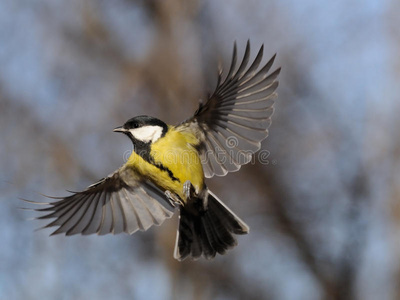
[174,190,249,261]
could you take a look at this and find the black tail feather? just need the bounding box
[174,191,249,261]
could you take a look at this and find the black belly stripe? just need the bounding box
[132,141,181,183]
[154,163,180,182]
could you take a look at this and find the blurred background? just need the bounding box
[0,0,398,299]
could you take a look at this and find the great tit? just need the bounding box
[28,41,280,261]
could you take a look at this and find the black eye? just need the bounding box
[126,121,139,129]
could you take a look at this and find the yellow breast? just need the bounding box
[126,127,204,201]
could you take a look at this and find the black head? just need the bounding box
[113,115,168,144]
[122,115,168,131]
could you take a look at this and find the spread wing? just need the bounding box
[178,41,280,178]
[26,166,175,236]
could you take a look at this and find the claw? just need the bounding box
[165,190,184,207]
[183,180,197,201]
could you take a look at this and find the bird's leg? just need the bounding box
[183,180,197,202]
[199,188,209,211]
[165,190,184,207]
[183,181,209,214]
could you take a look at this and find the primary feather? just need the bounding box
[33,167,175,236]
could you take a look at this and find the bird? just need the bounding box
[27,41,280,261]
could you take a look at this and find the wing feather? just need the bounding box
[65,194,96,236]
[82,191,104,235]
[119,190,141,234]
[130,191,156,231]
[178,41,280,177]
[98,193,113,235]
[28,167,175,236]
[114,191,128,233]
[110,194,124,234]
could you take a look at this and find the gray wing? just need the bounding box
[29,167,175,236]
[178,41,280,178]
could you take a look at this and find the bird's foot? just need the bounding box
[165,190,184,207]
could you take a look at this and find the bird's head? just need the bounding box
[113,115,168,144]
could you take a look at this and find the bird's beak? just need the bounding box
[113,126,127,133]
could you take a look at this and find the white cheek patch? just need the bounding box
[130,125,163,143]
